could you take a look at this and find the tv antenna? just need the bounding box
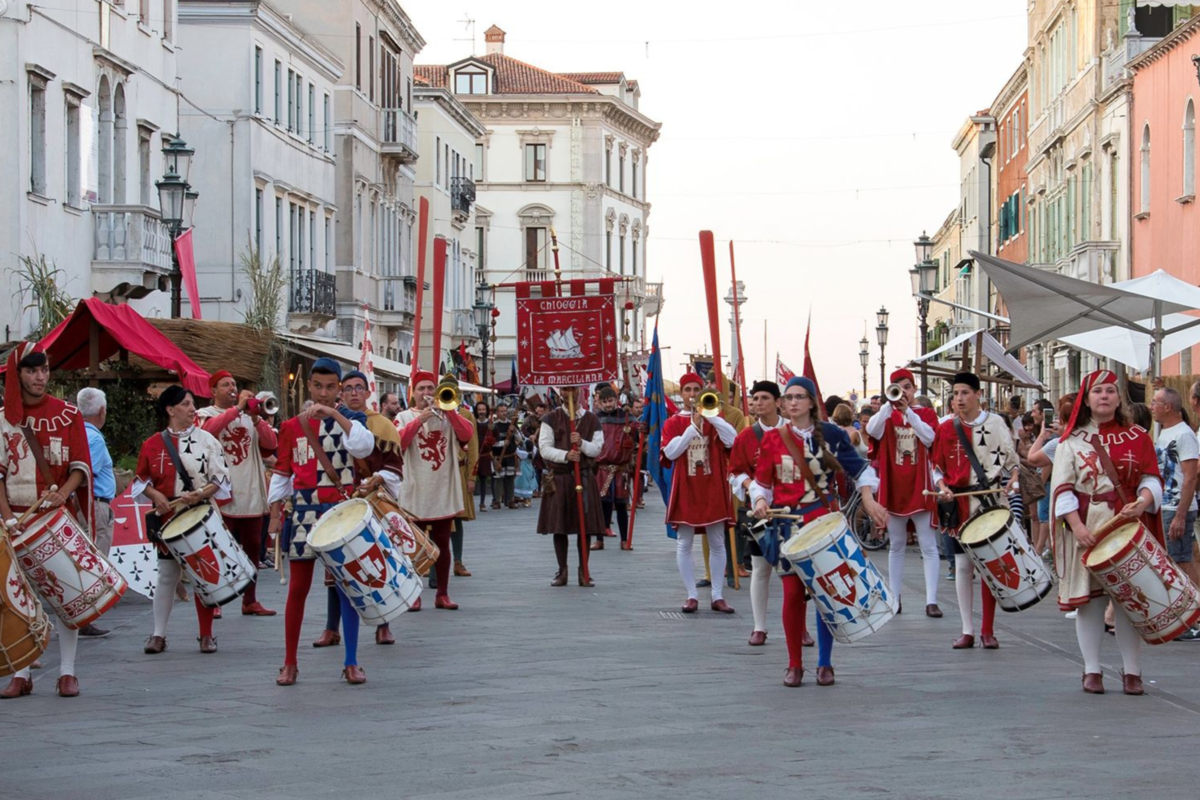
[456,14,476,55]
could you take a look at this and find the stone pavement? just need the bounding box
[3,494,1199,800]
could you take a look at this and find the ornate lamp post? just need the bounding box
[472,283,495,389]
[909,231,938,394]
[876,306,889,395]
[155,134,197,319]
[859,335,869,402]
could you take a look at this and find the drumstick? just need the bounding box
[922,488,1005,498]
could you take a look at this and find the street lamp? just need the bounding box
[909,231,938,394]
[472,283,495,388]
[876,306,889,396]
[155,133,198,318]
[858,335,869,402]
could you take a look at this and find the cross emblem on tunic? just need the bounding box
[155,450,171,474]
[1120,451,1140,473]
[951,440,967,461]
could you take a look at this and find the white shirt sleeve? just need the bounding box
[729,472,752,503]
[931,467,945,484]
[1055,492,1080,518]
[580,426,603,459]
[854,464,880,493]
[1178,427,1200,463]
[378,470,402,499]
[130,477,152,503]
[539,422,568,464]
[710,415,737,447]
[344,420,375,459]
[906,408,936,447]
[662,424,700,461]
[268,472,293,504]
[749,480,774,508]
[865,407,891,441]
[1139,475,1163,512]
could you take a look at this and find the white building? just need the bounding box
[415,25,661,384]
[412,85,486,375]
[178,0,342,332]
[950,112,997,340]
[0,0,181,340]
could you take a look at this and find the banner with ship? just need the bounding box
[515,278,619,387]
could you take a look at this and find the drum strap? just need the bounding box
[953,419,999,510]
[160,430,196,493]
[301,421,351,500]
[1086,433,1132,508]
[20,424,86,522]
[780,427,834,512]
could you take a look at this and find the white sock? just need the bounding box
[1112,607,1142,677]
[750,555,771,632]
[886,514,909,601]
[1075,599,1106,674]
[706,524,726,602]
[153,560,182,638]
[676,527,698,600]
[15,667,30,680]
[914,513,941,606]
[955,554,975,635]
[57,618,79,677]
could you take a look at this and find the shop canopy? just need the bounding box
[911,328,1046,390]
[2,299,211,396]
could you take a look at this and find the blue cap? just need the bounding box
[312,357,343,380]
[785,376,817,398]
[342,370,368,386]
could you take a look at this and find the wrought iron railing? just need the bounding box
[289,268,336,317]
[452,176,476,214]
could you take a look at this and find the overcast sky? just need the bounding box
[407,0,1029,397]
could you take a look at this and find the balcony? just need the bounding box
[378,279,416,327]
[91,205,173,300]
[288,268,336,332]
[381,107,418,163]
[451,176,476,218]
[452,308,477,339]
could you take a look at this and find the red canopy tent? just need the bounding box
[2,299,211,397]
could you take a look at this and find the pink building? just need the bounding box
[1131,16,1200,376]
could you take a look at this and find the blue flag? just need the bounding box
[640,322,678,539]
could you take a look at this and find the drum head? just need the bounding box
[13,508,62,546]
[1086,522,1140,566]
[309,500,370,549]
[783,513,846,556]
[960,508,1011,546]
[162,503,213,541]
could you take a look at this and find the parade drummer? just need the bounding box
[750,376,886,688]
[394,371,474,610]
[536,385,604,586]
[268,358,375,686]
[865,368,943,618]
[132,385,231,657]
[196,370,278,618]
[1050,370,1162,696]
[932,372,1020,652]
[0,343,94,700]
[593,385,636,551]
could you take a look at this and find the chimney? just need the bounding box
[484,25,505,56]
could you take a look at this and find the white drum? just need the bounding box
[779,512,897,644]
[959,506,1052,612]
[308,498,420,626]
[161,503,256,607]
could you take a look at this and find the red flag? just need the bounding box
[174,229,202,319]
[776,355,796,386]
[801,314,827,420]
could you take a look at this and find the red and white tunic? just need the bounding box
[0,395,93,530]
[395,408,474,522]
[728,418,786,503]
[662,411,736,528]
[865,405,937,517]
[930,411,1019,530]
[131,426,232,506]
[197,405,278,517]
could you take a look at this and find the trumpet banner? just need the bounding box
[516,279,618,387]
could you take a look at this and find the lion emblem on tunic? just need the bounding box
[4,432,29,475]
[418,429,448,471]
[222,426,252,466]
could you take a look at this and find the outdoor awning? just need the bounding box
[277,332,494,394]
[911,328,1046,390]
[1,299,212,396]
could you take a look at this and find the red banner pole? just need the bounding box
[430,236,448,376]
[699,231,723,393]
[409,196,430,397]
[626,427,645,550]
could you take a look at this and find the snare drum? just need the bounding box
[959,506,1052,612]
[0,532,51,677]
[161,503,256,608]
[1084,518,1200,644]
[779,512,896,644]
[13,508,127,629]
[365,489,440,576]
[309,498,420,626]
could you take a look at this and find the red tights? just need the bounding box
[284,559,316,666]
[223,514,264,605]
[981,582,997,637]
[780,575,809,669]
[195,595,214,638]
[423,518,454,599]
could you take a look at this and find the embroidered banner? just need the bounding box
[516,279,618,386]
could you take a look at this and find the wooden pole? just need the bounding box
[409,196,430,397]
[699,231,723,392]
[626,427,645,549]
[568,391,591,585]
[430,236,448,376]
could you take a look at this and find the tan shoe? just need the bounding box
[453,561,472,577]
[0,677,33,699]
[144,635,167,654]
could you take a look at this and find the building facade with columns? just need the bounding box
[415,25,661,384]
[0,0,181,341]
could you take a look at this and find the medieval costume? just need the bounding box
[595,404,637,549]
[536,396,604,586]
[865,368,941,616]
[0,343,94,699]
[491,411,519,509]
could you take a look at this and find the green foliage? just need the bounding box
[52,372,159,464]
[239,240,286,332]
[10,252,74,338]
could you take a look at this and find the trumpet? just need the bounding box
[698,391,721,418]
[435,380,462,411]
[885,383,905,404]
[247,391,279,417]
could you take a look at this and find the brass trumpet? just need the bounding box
[435,380,462,411]
[698,391,721,418]
[885,383,904,403]
[247,391,279,417]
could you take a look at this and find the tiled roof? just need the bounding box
[558,71,624,84]
[415,53,600,95]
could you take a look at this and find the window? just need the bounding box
[1081,163,1092,240]
[1185,100,1196,198]
[631,159,639,199]
[255,187,264,255]
[476,226,486,272]
[113,85,127,204]
[619,233,626,275]
[368,36,374,103]
[65,94,82,207]
[525,144,546,182]
[138,128,152,204]
[139,0,149,24]
[325,215,332,272]
[1141,124,1151,215]
[605,147,611,187]
[274,60,282,124]
[309,210,316,273]
[286,70,294,132]
[1134,4,1174,38]
[289,202,299,271]
[163,0,172,42]
[435,136,441,184]
[619,152,625,193]
[275,196,283,263]
[474,143,485,181]
[307,84,315,144]
[525,227,548,278]
[606,230,612,270]
[355,24,361,91]
[323,94,331,150]
[254,47,263,114]
[631,238,638,276]
[455,68,488,95]
[444,143,450,189]
[28,80,46,195]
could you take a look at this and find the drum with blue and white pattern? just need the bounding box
[308,498,421,625]
[779,512,897,644]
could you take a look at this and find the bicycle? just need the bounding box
[843,489,889,551]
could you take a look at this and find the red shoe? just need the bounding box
[276,665,298,686]
[343,665,367,685]
[312,630,341,648]
[816,666,835,686]
[212,606,222,619]
[783,667,803,687]
[435,595,459,610]
[681,598,699,614]
[748,630,767,646]
[56,675,80,697]
[603,528,617,538]
[242,602,277,616]
[801,631,815,647]
[590,539,604,551]
[1122,671,1144,696]
[952,634,976,649]
[198,635,218,654]
[1082,672,1104,694]
[409,597,422,611]
[711,599,735,614]
[0,676,33,699]
[980,634,999,650]
[376,626,395,645]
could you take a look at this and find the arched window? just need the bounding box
[97,76,113,203]
[113,83,127,204]
[1140,124,1151,214]
[1184,100,1195,198]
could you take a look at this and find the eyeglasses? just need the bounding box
[343,385,368,394]
[782,393,809,402]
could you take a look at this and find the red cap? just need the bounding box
[209,370,233,389]
[889,368,915,385]
[411,370,436,388]
[679,372,703,389]
[1060,369,1117,441]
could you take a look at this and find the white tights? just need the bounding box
[1075,599,1141,676]
[749,555,772,633]
[16,618,79,679]
[954,554,976,635]
[677,523,726,601]
[153,560,183,638]
[886,512,940,605]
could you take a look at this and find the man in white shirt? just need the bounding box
[1151,387,1200,620]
